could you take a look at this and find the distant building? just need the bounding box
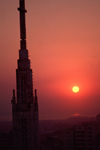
[64,120,100,150]
[64,128,74,150]
[74,123,96,150]
[11,0,39,150]
[96,114,100,123]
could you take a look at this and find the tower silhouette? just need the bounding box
[11,0,39,150]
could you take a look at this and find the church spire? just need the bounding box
[18,0,27,50]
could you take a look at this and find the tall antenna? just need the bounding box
[18,0,27,50]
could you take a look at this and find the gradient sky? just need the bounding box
[0,0,100,120]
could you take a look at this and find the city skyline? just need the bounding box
[0,0,100,120]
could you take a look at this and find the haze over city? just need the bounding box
[0,0,100,120]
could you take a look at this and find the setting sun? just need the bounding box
[72,86,79,93]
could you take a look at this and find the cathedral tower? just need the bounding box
[11,0,39,150]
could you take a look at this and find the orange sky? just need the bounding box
[0,0,100,120]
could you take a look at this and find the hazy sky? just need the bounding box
[0,0,100,120]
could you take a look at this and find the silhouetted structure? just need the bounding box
[11,0,39,150]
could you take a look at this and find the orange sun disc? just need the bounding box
[72,86,79,93]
